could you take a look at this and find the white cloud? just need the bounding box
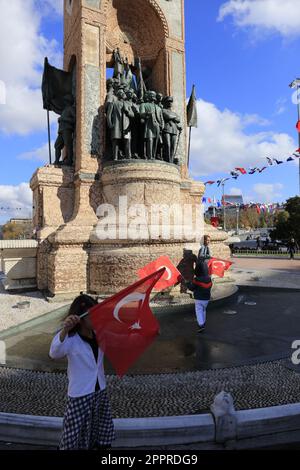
[229,187,243,195]
[18,141,55,163]
[190,99,296,177]
[0,0,62,135]
[47,0,63,16]
[252,182,284,202]
[0,183,32,221]
[218,0,300,38]
[274,97,288,116]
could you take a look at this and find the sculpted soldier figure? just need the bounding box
[113,48,124,83]
[105,78,118,112]
[126,89,140,158]
[140,90,164,160]
[54,94,76,166]
[156,93,164,109]
[156,93,165,160]
[107,89,134,160]
[162,96,182,164]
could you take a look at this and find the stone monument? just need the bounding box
[30,0,230,298]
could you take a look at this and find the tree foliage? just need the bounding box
[2,221,32,240]
[270,197,300,243]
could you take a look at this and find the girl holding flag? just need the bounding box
[49,294,115,450]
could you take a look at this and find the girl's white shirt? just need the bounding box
[49,332,106,398]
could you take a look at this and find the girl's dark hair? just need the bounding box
[64,294,98,335]
[195,261,209,277]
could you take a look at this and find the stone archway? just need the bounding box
[104,0,170,93]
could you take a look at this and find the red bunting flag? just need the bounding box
[138,256,182,291]
[207,258,233,278]
[296,121,300,132]
[256,205,261,214]
[205,181,215,185]
[235,167,247,174]
[89,268,165,377]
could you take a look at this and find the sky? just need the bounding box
[1,0,300,224]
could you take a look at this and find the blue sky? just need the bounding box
[1,0,300,223]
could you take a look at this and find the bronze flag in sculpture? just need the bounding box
[42,57,72,116]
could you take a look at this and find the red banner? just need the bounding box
[137,256,182,291]
[89,268,165,377]
[207,258,233,278]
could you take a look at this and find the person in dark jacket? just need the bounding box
[197,235,212,262]
[187,261,213,333]
[288,238,299,260]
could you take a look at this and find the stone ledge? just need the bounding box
[2,403,300,449]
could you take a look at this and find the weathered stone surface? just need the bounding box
[31,1,231,297]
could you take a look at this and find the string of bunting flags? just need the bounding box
[0,207,25,212]
[204,149,300,187]
[202,198,284,214]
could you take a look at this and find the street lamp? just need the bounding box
[221,181,226,231]
[236,205,240,235]
[289,78,300,195]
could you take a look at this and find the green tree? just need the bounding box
[271,197,300,243]
[2,221,33,240]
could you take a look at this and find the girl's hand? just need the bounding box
[63,315,81,333]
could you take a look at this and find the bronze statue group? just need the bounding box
[105,49,182,164]
[53,49,183,167]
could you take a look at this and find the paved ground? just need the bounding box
[0,279,68,333]
[231,257,300,290]
[233,257,300,271]
[1,286,300,418]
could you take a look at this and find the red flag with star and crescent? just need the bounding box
[207,258,233,278]
[137,256,182,291]
[89,268,165,377]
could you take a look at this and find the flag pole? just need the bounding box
[47,109,52,165]
[187,126,192,168]
[222,181,226,231]
[297,84,300,195]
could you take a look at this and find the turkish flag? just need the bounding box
[211,217,219,228]
[235,167,247,174]
[207,258,233,278]
[296,121,300,132]
[89,268,165,377]
[137,256,182,291]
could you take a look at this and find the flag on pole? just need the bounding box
[296,121,300,132]
[42,57,72,115]
[89,268,165,377]
[207,258,233,278]
[187,84,198,128]
[137,256,182,291]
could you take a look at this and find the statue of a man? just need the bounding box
[126,89,140,159]
[162,96,182,164]
[140,90,164,160]
[122,57,135,90]
[107,89,134,160]
[54,94,76,166]
[113,48,124,83]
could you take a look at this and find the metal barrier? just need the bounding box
[232,250,300,257]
